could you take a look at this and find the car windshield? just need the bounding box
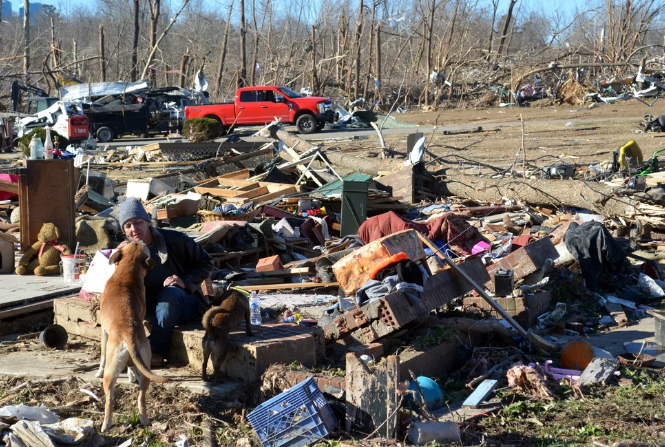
[278,87,301,98]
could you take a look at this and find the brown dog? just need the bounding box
[95,242,168,432]
[202,289,253,382]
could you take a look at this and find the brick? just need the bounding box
[485,237,559,292]
[256,255,283,272]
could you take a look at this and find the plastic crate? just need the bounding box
[247,376,337,447]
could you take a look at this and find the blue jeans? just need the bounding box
[146,286,198,356]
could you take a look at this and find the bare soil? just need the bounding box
[334,100,665,173]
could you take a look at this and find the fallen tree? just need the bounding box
[438,169,639,217]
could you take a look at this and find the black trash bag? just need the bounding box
[564,221,627,291]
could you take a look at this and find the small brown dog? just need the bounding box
[96,242,168,432]
[201,289,253,382]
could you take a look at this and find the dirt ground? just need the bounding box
[334,100,665,173]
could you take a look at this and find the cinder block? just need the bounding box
[176,323,326,381]
[462,290,552,328]
[256,255,283,272]
[54,297,326,382]
[485,237,559,292]
[399,340,456,378]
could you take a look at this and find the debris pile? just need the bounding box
[3,102,665,447]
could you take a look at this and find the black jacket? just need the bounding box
[149,226,214,311]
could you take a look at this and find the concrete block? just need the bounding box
[462,290,552,328]
[485,237,559,292]
[399,340,456,379]
[54,297,326,382]
[175,323,326,381]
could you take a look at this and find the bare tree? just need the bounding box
[216,0,235,94]
[23,0,29,74]
[495,0,518,60]
[130,0,139,81]
[147,0,161,86]
[239,0,247,87]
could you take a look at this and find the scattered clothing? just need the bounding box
[357,211,487,255]
[563,221,626,291]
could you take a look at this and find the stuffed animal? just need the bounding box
[16,223,72,276]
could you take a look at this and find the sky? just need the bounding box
[8,0,582,17]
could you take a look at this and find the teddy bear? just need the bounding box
[16,223,72,276]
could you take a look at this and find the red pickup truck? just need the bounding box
[184,85,336,134]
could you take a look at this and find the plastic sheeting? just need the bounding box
[60,80,149,100]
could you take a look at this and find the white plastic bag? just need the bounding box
[638,273,664,297]
[0,404,59,424]
[81,250,116,295]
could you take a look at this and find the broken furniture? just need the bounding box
[19,159,79,251]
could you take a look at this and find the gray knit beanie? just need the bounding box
[118,197,151,228]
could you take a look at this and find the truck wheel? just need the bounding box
[96,127,114,143]
[296,114,317,134]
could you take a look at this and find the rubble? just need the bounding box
[4,98,665,447]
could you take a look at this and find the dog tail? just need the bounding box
[124,334,169,383]
[202,305,229,331]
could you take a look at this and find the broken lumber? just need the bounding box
[439,170,639,217]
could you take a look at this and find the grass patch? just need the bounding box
[468,369,665,446]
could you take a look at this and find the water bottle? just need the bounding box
[44,127,54,160]
[29,135,44,160]
[250,291,262,326]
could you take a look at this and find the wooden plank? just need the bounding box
[0,179,18,195]
[462,379,497,408]
[578,358,619,386]
[374,166,414,203]
[0,299,54,320]
[193,187,241,198]
[240,282,339,291]
[231,278,286,287]
[346,353,399,438]
[239,267,313,278]
[605,303,628,325]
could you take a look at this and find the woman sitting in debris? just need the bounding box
[117,198,214,368]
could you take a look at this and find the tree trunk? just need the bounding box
[99,25,106,82]
[73,38,78,77]
[505,0,522,56]
[424,0,436,106]
[311,25,318,93]
[487,0,498,60]
[362,1,376,101]
[239,0,247,87]
[250,0,258,85]
[495,0,518,61]
[215,0,235,96]
[374,24,381,101]
[352,0,363,100]
[439,170,638,217]
[179,51,190,88]
[23,0,29,74]
[130,0,140,81]
[148,0,161,86]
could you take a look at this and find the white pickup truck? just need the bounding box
[16,100,89,142]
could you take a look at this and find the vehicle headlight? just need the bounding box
[316,103,323,113]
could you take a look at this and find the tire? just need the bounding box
[96,127,114,143]
[296,114,317,134]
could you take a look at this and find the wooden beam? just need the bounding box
[0,179,18,195]
[240,282,338,291]
[0,300,54,320]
